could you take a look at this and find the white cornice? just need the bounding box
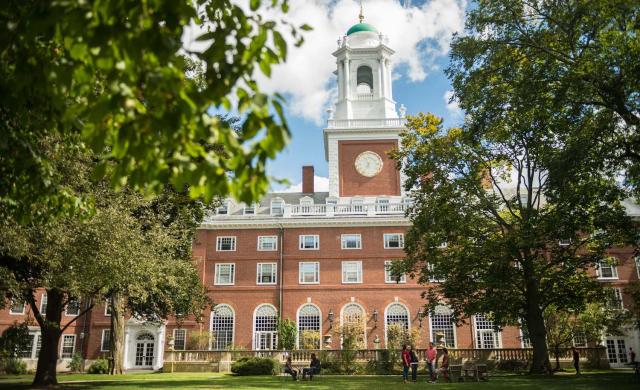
[199,216,410,230]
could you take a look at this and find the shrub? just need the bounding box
[231,357,279,376]
[186,330,211,350]
[318,351,341,374]
[88,358,109,374]
[0,322,31,359]
[299,330,321,350]
[366,349,394,375]
[496,359,528,372]
[277,318,297,350]
[67,352,84,372]
[2,358,27,375]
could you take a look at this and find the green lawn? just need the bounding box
[0,371,637,389]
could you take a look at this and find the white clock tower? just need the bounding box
[324,7,407,198]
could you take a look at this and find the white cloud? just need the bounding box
[184,0,466,124]
[444,89,463,119]
[280,175,330,193]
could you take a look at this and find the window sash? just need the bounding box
[215,264,235,285]
[257,236,278,251]
[342,262,362,283]
[299,262,319,284]
[216,236,236,251]
[173,329,186,350]
[10,300,25,315]
[384,261,406,283]
[257,263,277,285]
[341,234,362,249]
[597,261,618,279]
[299,235,319,250]
[65,299,80,316]
[101,329,111,352]
[383,233,404,249]
[60,335,76,358]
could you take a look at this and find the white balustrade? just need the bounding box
[326,118,407,129]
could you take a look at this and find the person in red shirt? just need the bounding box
[401,344,411,383]
[425,342,437,382]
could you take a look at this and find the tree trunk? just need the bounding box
[32,288,64,386]
[524,267,552,375]
[554,345,561,371]
[109,292,126,375]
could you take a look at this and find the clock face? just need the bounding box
[354,151,383,178]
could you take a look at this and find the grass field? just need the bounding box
[0,370,637,389]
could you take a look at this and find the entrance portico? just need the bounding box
[123,318,166,371]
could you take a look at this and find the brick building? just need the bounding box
[2,15,639,371]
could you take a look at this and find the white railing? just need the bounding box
[354,92,376,101]
[326,118,407,129]
[289,204,327,216]
[288,203,408,217]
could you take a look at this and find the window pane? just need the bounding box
[101,330,111,351]
[173,329,186,350]
[61,335,75,358]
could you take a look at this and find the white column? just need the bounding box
[377,58,384,98]
[386,59,393,100]
[343,59,350,100]
[337,60,344,100]
[379,57,386,99]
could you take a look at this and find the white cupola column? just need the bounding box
[343,59,350,99]
[337,60,344,100]
[379,57,386,99]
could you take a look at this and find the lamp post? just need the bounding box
[328,309,334,329]
[417,308,425,328]
[372,309,379,328]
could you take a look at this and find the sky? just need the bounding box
[186,0,469,192]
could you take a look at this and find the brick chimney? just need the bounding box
[302,166,314,194]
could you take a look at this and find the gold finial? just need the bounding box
[359,0,364,23]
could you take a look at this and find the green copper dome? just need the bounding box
[346,22,378,36]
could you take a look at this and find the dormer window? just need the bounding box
[326,197,338,206]
[270,198,284,215]
[217,200,229,215]
[244,204,256,215]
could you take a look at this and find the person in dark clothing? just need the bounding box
[438,348,451,383]
[284,356,298,380]
[409,345,419,382]
[401,344,410,383]
[302,353,321,380]
[572,346,581,375]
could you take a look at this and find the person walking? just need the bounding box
[438,348,451,383]
[630,347,636,363]
[425,342,437,383]
[572,346,581,376]
[409,345,419,382]
[401,344,411,384]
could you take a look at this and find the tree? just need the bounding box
[447,0,639,190]
[391,113,634,374]
[1,0,309,222]
[1,137,210,385]
[277,318,297,351]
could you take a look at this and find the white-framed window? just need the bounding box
[342,261,363,284]
[384,303,409,344]
[559,238,571,246]
[326,197,338,206]
[217,200,229,215]
[597,258,618,280]
[428,263,446,283]
[384,260,406,283]
[20,333,42,359]
[105,298,112,316]
[297,304,321,349]
[257,263,277,285]
[341,303,366,348]
[211,304,235,350]
[253,304,278,350]
[270,198,284,215]
[341,234,362,249]
[60,334,76,358]
[173,329,186,350]
[573,331,587,347]
[243,204,256,215]
[430,309,456,348]
[635,256,640,279]
[257,236,278,251]
[65,299,80,316]
[100,329,111,352]
[474,314,500,349]
[383,233,404,249]
[215,263,235,285]
[299,262,320,284]
[437,241,448,249]
[216,236,236,251]
[299,234,319,250]
[40,293,47,315]
[606,288,624,310]
[9,299,25,315]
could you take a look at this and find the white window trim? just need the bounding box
[635,256,640,279]
[216,236,237,252]
[384,260,406,284]
[172,329,187,350]
[243,204,257,215]
[608,288,624,310]
[100,329,111,352]
[596,259,619,280]
[472,315,502,349]
[40,293,47,315]
[270,199,285,215]
[383,233,405,249]
[9,300,26,315]
[215,263,236,286]
[256,263,277,285]
[60,334,76,359]
[299,234,320,250]
[383,302,410,346]
[428,313,457,348]
[299,262,320,284]
[558,238,571,246]
[341,234,362,250]
[64,299,80,317]
[257,235,278,251]
[341,261,363,284]
[104,298,112,316]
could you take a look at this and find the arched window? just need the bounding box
[474,314,500,349]
[254,304,277,350]
[385,303,409,347]
[341,303,366,349]
[430,305,456,348]
[211,304,234,350]
[356,65,373,94]
[297,304,321,349]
